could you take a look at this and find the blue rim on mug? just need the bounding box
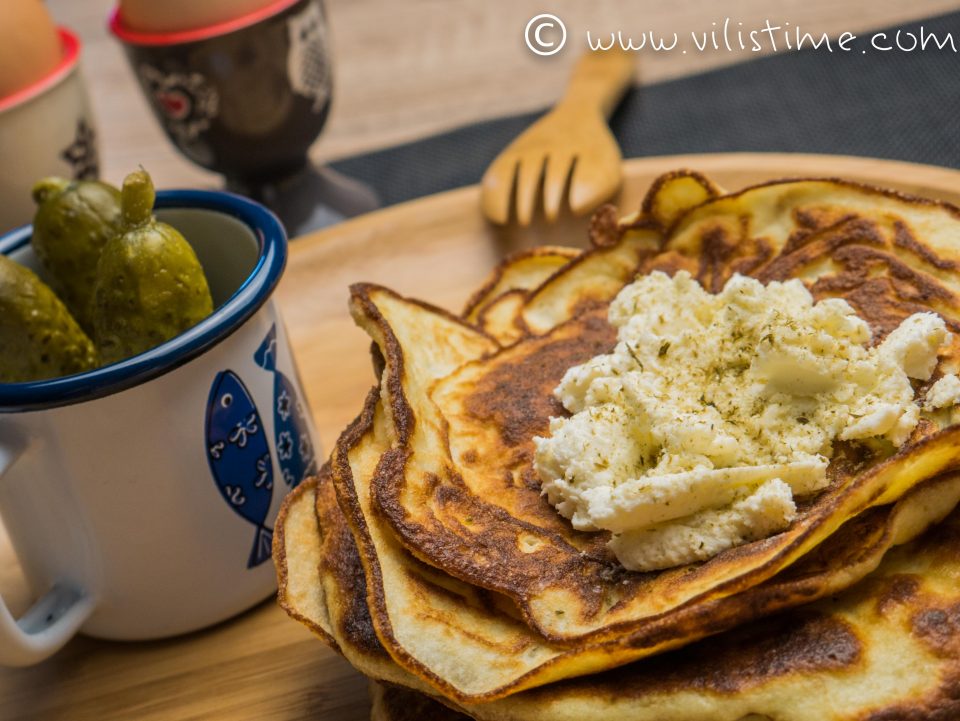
[0,190,287,412]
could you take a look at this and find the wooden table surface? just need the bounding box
[1,0,958,717]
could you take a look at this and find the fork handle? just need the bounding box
[560,48,635,118]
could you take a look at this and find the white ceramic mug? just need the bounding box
[0,27,100,233]
[0,190,319,665]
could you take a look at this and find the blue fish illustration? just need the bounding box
[254,325,318,489]
[205,370,275,568]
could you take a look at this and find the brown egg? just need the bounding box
[0,0,61,100]
[119,0,281,34]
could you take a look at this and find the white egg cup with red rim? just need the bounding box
[0,28,100,233]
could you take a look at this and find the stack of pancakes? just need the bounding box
[275,171,960,720]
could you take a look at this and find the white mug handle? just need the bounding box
[0,441,96,666]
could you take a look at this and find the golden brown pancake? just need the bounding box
[346,177,960,643]
[333,388,571,700]
[460,495,960,720]
[467,170,718,343]
[273,475,337,651]
[635,168,722,231]
[651,179,960,345]
[369,682,473,721]
[463,247,581,326]
[278,428,960,715]
[474,289,528,345]
[518,225,659,335]
[324,365,960,699]
[273,171,960,713]
[355,288,960,643]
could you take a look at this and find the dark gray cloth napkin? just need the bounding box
[331,11,960,207]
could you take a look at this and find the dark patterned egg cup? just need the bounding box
[109,0,377,233]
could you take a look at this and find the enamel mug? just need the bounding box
[0,191,319,665]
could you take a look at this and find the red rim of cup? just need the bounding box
[108,0,301,46]
[0,28,80,115]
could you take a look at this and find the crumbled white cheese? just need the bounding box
[925,373,960,411]
[609,478,797,572]
[534,271,952,572]
[876,313,949,381]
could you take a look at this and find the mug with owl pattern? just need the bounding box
[109,0,331,185]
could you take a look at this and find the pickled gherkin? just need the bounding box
[92,170,214,365]
[0,255,97,382]
[31,176,122,333]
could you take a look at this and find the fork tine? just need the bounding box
[515,157,546,227]
[543,153,575,223]
[568,142,622,216]
[480,155,519,225]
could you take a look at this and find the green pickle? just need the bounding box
[31,176,123,333]
[92,170,214,365]
[0,255,97,382]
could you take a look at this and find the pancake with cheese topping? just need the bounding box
[273,170,960,710]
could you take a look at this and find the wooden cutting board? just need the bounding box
[3,153,960,721]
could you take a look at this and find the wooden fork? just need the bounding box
[481,48,635,226]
